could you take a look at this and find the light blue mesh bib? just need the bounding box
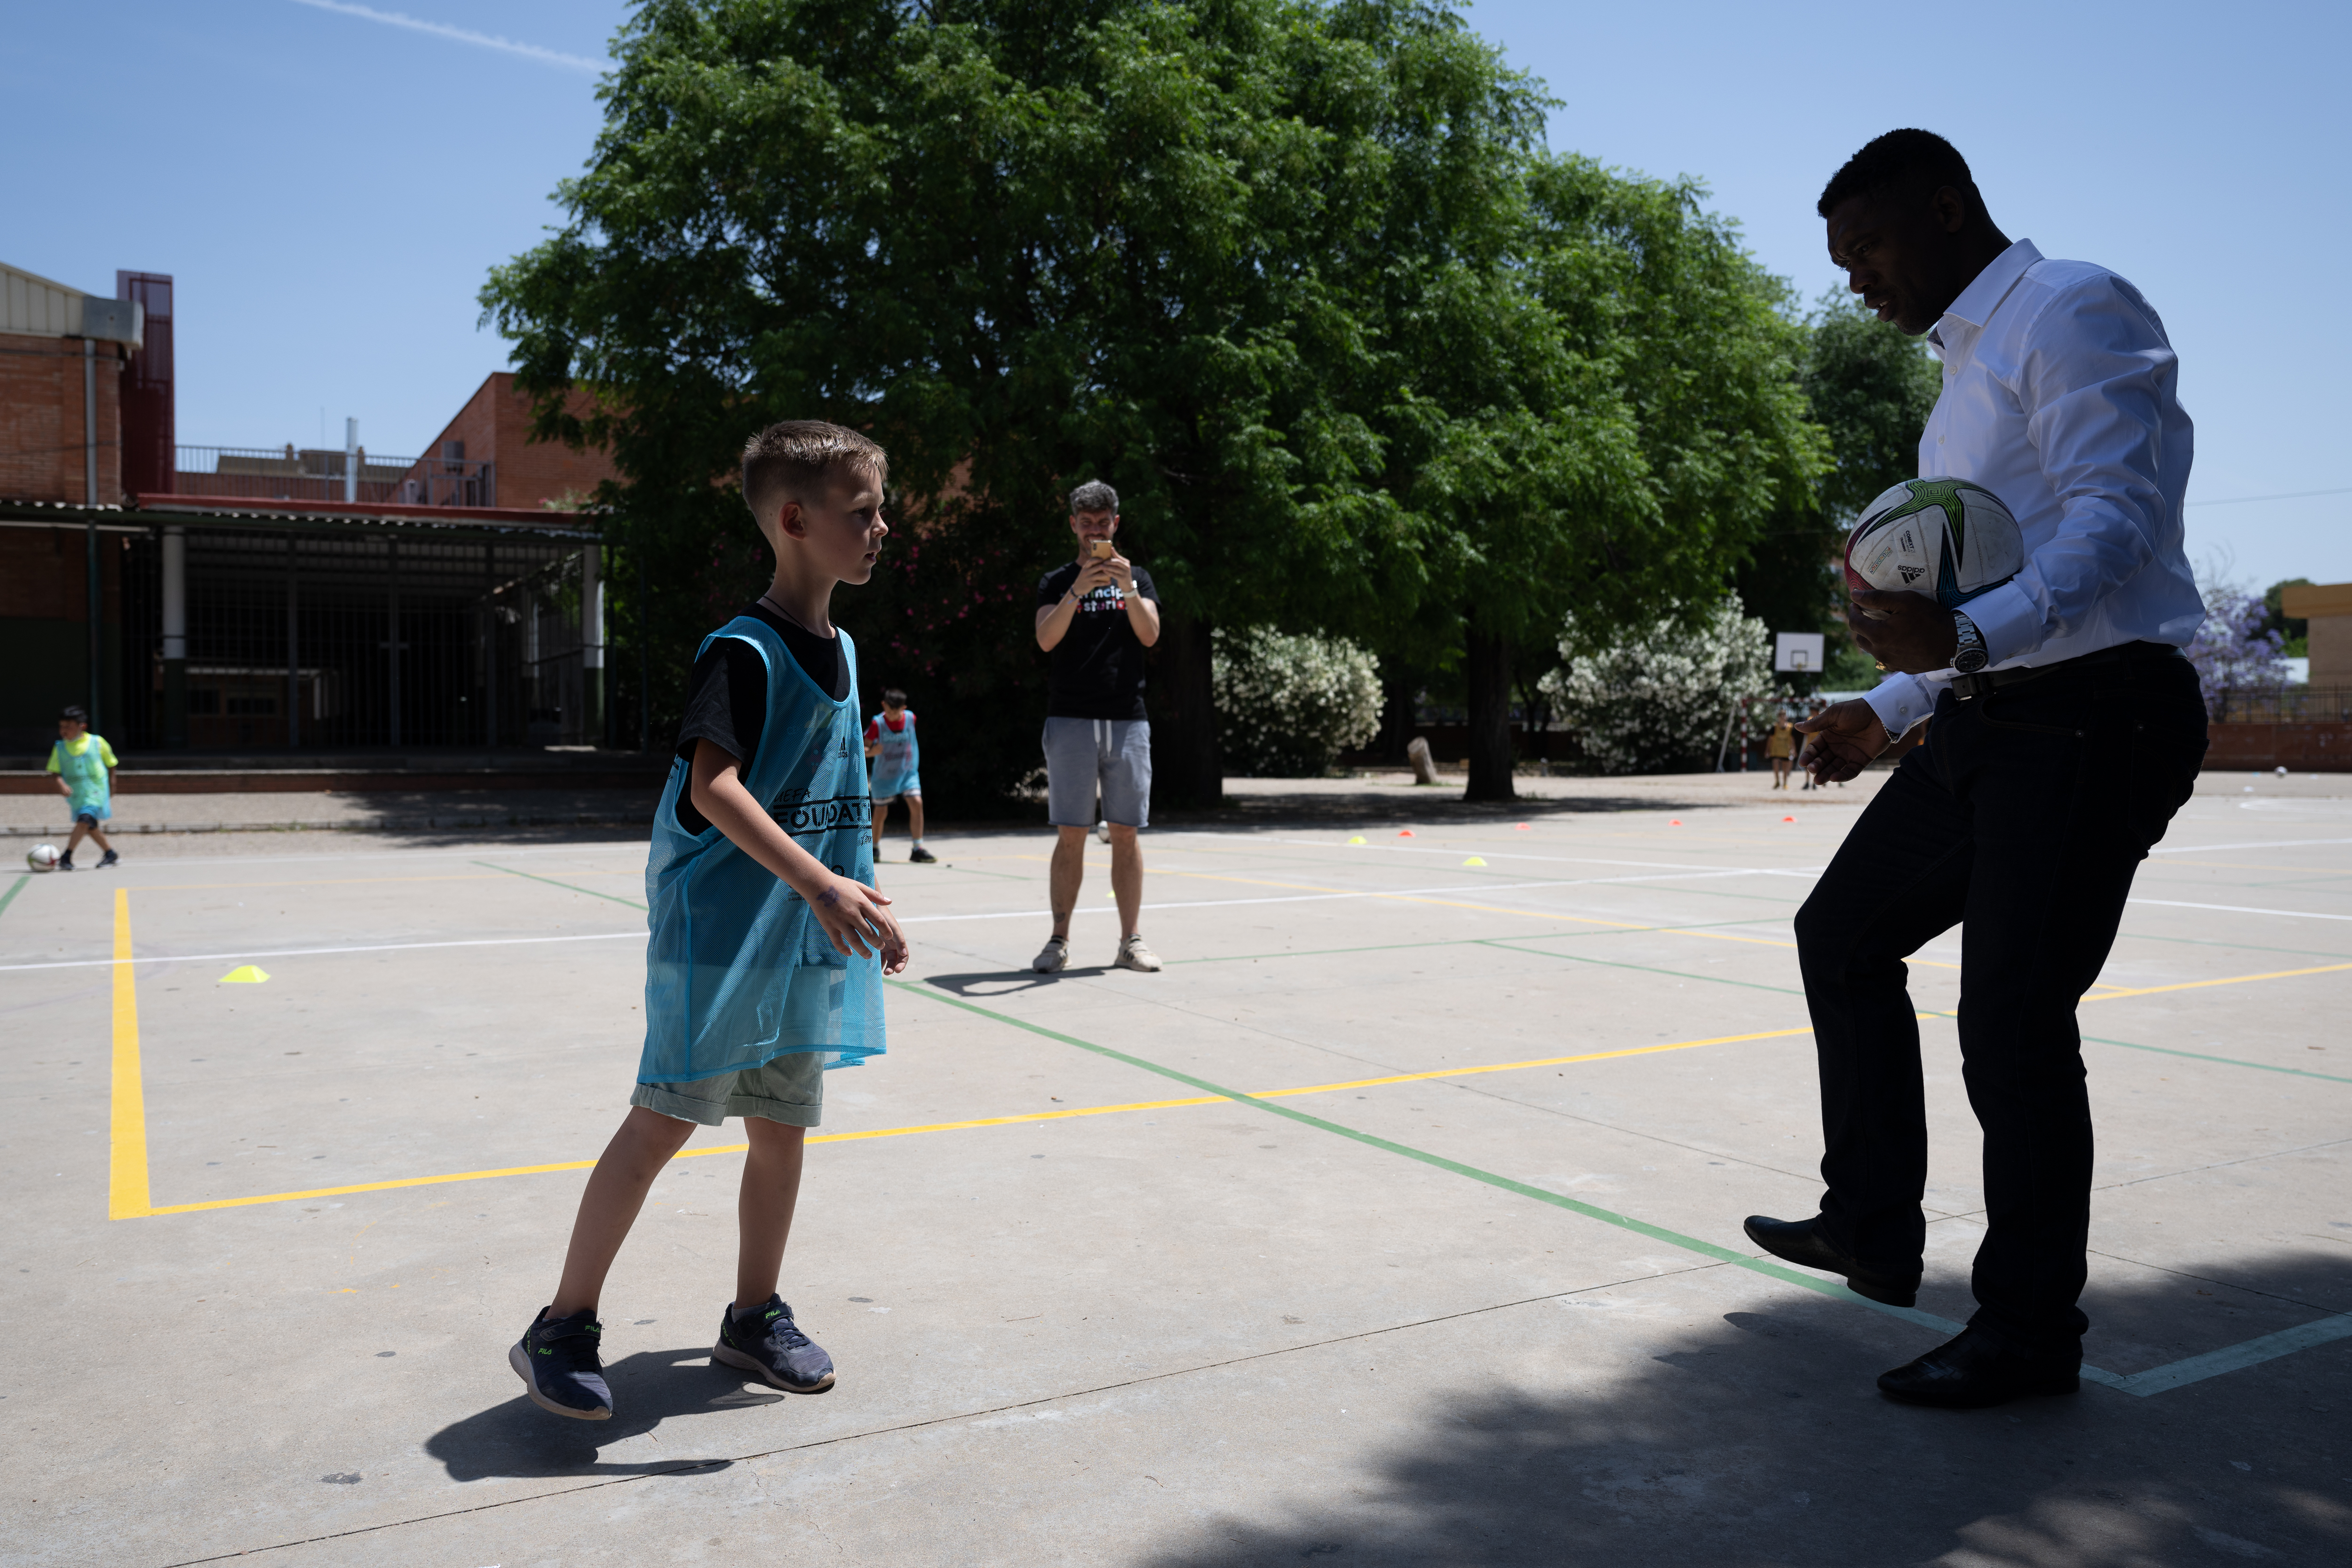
[639,618,883,1083]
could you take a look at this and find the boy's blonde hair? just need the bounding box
[741,420,888,527]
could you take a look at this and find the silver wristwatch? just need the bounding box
[1951,611,1988,674]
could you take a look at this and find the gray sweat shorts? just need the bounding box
[630,1049,826,1128]
[1043,716,1151,828]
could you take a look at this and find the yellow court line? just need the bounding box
[126,1029,1806,1217]
[2082,961,2352,1002]
[109,890,151,1220]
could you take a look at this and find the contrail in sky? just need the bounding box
[287,0,601,72]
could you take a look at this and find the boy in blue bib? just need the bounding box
[512,421,909,1422]
[47,705,120,870]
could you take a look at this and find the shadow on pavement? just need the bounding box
[1137,1253,2352,1567]
[922,966,1115,998]
[423,1346,788,1481]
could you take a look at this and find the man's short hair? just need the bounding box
[1068,480,1118,517]
[1818,129,1978,219]
[881,687,906,706]
[60,705,87,723]
[741,420,887,525]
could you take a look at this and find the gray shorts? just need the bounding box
[1043,717,1151,828]
[630,1049,826,1128]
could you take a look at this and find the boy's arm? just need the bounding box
[686,739,907,973]
[47,744,68,797]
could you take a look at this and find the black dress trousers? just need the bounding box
[1792,648,2207,1353]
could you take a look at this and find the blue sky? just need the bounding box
[7,0,2342,589]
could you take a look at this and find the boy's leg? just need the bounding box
[906,793,925,842]
[550,1106,697,1317]
[735,1117,807,1309]
[871,799,890,844]
[64,820,89,857]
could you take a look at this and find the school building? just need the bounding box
[0,259,628,759]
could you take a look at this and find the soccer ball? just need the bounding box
[26,843,60,873]
[1844,477,2024,609]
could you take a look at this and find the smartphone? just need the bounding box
[1090,540,1115,560]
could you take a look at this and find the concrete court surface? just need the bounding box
[2,779,2349,1566]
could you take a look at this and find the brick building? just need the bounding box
[0,260,618,757]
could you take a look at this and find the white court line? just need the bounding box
[0,869,1791,973]
[2126,898,2352,923]
[1168,829,1827,877]
[2149,836,2352,855]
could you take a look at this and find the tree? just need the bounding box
[1540,594,1778,775]
[2188,579,2288,712]
[2263,577,2313,657]
[483,0,1554,811]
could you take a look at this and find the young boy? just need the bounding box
[510,421,910,1422]
[864,687,933,863]
[48,706,120,870]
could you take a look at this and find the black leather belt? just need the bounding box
[1949,640,2183,702]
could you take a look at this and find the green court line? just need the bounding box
[1476,939,1808,998]
[0,873,27,919]
[894,979,2352,1397]
[479,861,648,910]
[1165,917,1792,969]
[2083,1034,2352,1086]
[886,977,1967,1336]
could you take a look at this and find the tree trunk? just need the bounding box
[1375,667,1418,764]
[1149,604,1222,809]
[1464,613,1517,803]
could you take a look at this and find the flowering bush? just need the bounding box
[1541,595,1780,774]
[1212,627,1383,777]
[2185,580,2285,705]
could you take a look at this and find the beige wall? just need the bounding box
[2281,582,2352,689]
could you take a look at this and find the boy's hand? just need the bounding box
[806,872,910,974]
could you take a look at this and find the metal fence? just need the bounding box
[113,525,596,751]
[2208,686,2352,724]
[168,446,497,509]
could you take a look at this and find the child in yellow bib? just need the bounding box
[47,705,119,870]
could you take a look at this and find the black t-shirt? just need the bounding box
[1037,560,1158,720]
[673,601,850,834]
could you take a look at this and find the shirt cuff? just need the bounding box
[1956,581,2039,667]
[1864,673,1940,739]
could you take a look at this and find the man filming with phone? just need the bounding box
[1032,480,1162,974]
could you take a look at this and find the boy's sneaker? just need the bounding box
[56,854,75,872]
[1113,934,1162,972]
[908,844,937,864]
[96,849,119,869]
[509,1307,612,1421]
[713,1295,835,1393]
[1032,935,1068,973]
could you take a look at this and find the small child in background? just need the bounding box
[48,705,120,870]
[865,688,933,863]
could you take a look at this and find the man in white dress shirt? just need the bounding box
[1745,130,2209,1409]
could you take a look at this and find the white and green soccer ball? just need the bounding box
[26,843,60,873]
[1844,477,2024,609]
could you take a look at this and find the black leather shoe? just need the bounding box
[1877,1327,2080,1409]
[1742,1214,1920,1307]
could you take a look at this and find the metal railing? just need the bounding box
[168,446,495,509]
[2209,686,2352,724]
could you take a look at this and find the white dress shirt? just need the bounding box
[1863,239,2207,739]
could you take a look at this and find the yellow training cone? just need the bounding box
[1462,857,1486,867]
[220,965,270,984]
[1347,836,1366,845]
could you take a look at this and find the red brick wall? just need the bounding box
[395,372,620,510]
[0,332,125,504]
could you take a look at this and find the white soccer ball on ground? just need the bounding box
[1844,477,2025,609]
[26,843,60,873]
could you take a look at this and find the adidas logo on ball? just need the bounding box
[1845,478,2024,609]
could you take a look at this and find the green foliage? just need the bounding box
[479,0,1834,808]
[1211,625,1382,776]
[1540,595,1778,775]
[2263,578,2313,651]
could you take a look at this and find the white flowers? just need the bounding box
[1542,595,1780,775]
[1212,627,1383,777]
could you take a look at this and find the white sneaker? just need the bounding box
[1032,936,1069,973]
[1112,935,1162,972]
